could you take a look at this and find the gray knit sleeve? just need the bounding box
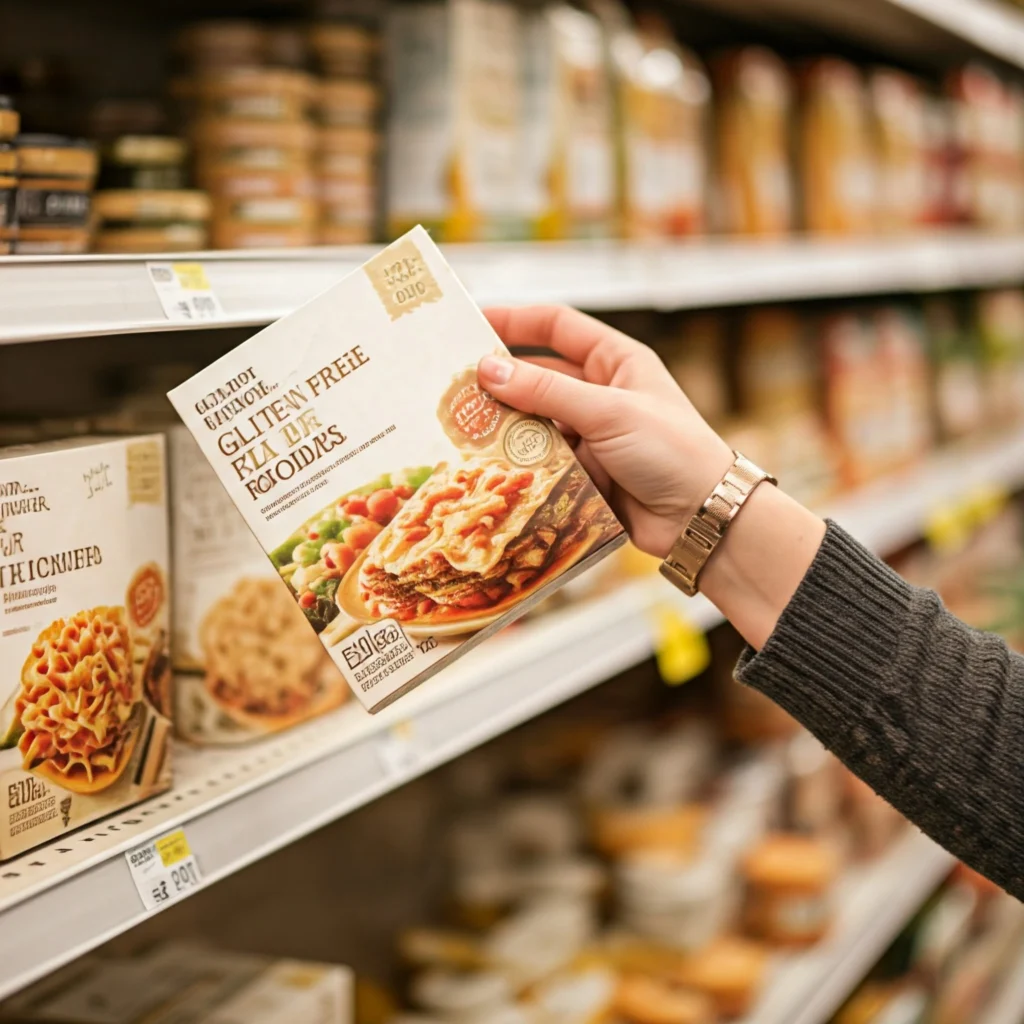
[735,520,1024,899]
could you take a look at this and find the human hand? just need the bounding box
[478,306,734,558]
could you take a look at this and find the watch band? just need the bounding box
[659,452,777,597]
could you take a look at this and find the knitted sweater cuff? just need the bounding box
[735,520,913,724]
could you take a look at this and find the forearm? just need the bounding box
[697,483,827,650]
[735,523,1024,899]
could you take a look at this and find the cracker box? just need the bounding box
[0,435,171,859]
[168,426,347,744]
[169,227,625,713]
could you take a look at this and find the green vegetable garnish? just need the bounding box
[407,465,434,489]
[269,538,301,569]
[316,519,343,540]
[300,540,324,566]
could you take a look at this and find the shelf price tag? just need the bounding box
[126,828,203,911]
[376,720,426,779]
[147,261,225,323]
[652,603,711,686]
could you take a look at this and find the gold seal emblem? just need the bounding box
[503,417,554,467]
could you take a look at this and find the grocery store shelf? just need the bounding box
[979,942,1024,1024]
[0,427,1020,1000]
[740,831,954,1024]
[5,231,1024,344]
[686,0,1024,72]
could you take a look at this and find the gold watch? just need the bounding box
[659,452,777,597]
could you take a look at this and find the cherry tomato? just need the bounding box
[344,495,369,517]
[323,542,356,574]
[394,484,414,500]
[343,520,382,550]
[367,488,399,522]
[298,591,317,608]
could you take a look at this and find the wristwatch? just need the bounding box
[659,452,777,597]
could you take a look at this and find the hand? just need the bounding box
[478,306,734,558]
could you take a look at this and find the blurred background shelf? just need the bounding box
[979,941,1024,1024]
[6,231,1024,344]
[739,831,954,1024]
[0,427,1020,1001]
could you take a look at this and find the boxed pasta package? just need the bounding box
[169,426,347,744]
[169,227,625,713]
[0,435,171,859]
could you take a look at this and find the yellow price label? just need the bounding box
[172,262,211,291]
[155,829,192,867]
[652,603,710,686]
[926,485,1011,554]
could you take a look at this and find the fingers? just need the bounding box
[485,306,643,382]
[478,354,624,439]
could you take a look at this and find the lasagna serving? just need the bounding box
[17,606,138,793]
[358,456,618,621]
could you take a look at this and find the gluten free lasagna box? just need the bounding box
[169,226,625,712]
[0,435,171,859]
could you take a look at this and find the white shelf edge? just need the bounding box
[891,0,1024,68]
[0,427,1021,1002]
[740,831,954,1024]
[2,232,1024,344]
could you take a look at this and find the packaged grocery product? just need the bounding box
[317,126,379,244]
[713,47,794,236]
[661,313,730,427]
[591,804,707,858]
[875,305,934,471]
[783,730,843,835]
[0,98,19,255]
[195,68,316,123]
[0,943,353,1023]
[177,20,269,71]
[317,79,380,129]
[528,965,618,1023]
[0,435,171,859]
[604,10,709,238]
[976,288,1024,423]
[309,21,379,80]
[521,3,616,239]
[614,974,715,1024]
[92,190,212,254]
[168,427,345,744]
[924,296,985,441]
[820,309,891,487]
[834,982,929,1024]
[869,68,927,231]
[98,135,188,191]
[14,135,98,255]
[921,96,956,225]
[193,119,316,183]
[674,937,768,1017]
[615,849,735,950]
[799,59,876,234]
[736,307,813,417]
[168,227,625,712]
[741,834,838,946]
[386,0,525,241]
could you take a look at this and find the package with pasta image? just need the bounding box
[169,426,348,744]
[0,435,171,859]
[169,226,626,713]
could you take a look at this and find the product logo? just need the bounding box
[503,417,554,467]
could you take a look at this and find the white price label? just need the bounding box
[126,828,203,911]
[147,262,225,323]
[376,721,426,779]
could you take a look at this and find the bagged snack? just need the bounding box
[600,6,709,238]
[387,0,525,241]
[713,47,794,236]
[169,227,625,712]
[799,59,876,235]
[521,2,616,239]
[0,435,171,859]
[869,68,927,231]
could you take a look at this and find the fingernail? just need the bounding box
[479,355,514,385]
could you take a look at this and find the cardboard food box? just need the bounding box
[169,426,347,744]
[0,435,171,859]
[169,227,625,713]
[0,944,352,1023]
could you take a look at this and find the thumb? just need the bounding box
[478,354,620,439]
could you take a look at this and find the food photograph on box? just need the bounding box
[1,1,1024,1022]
